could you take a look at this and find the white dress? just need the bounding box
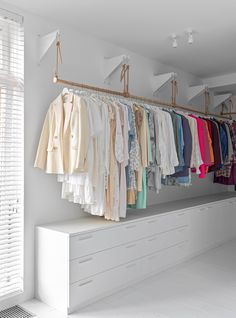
[81,99,109,216]
[58,97,104,214]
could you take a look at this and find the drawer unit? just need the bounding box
[70,210,188,260]
[145,226,188,256]
[70,258,144,312]
[70,239,145,283]
[70,225,188,283]
[70,220,147,259]
[70,241,188,312]
[146,210,188,236]
[36,195,236,314]
[144,241,188,275]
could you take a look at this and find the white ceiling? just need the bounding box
[4,0,236,78]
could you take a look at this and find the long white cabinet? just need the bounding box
[36,193,236,314]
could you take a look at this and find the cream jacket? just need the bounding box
[34,93,90,174]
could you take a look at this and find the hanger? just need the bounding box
[62,87,70,96]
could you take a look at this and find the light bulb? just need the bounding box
[172,34,178,48]
[173,38,178,48]
[187,29,194,44]
[188,33,193,44]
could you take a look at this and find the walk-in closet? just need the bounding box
[1,1,236,317]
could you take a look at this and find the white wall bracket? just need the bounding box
[188,84,208,102]
[213,93,232,109]
[151,72,177,95]
[203,73,236,89]
[104,54,130,83]
[221,102,229,113]
[38,29,60,65]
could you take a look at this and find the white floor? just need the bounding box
[22,239,236,318]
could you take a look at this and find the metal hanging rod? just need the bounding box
[54,76,230,119]
[223,112,236,115]
[53,37,230,120]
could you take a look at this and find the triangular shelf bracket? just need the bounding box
[188,84,208,102]
[151,72,177,95]
[38,29,60,65]
[104,54,130,83]
[213,93,232,109]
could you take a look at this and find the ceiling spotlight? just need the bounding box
[172,34,178,48]
[187,29,194,44]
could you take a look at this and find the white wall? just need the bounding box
[0,0,228,308]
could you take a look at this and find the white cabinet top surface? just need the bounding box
[37,192,236,235]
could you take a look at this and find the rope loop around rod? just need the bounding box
[204,90,210,115]
[120,64,130,97]
[54,33,62,80]
[171,79,178,106]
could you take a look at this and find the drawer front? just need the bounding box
[70,265,124,310]
[70,221,147,259]
[70,226,188,283]
[69,241,188,311]
[145,226,188,256]
[146,211,188,236]
[69,258,144,310]
[70,239,146,283]
[144,241,188,275]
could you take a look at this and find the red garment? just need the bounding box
[190,115,205,178]
[202,120,212,167]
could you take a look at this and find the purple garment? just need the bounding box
[214,121,236,185]
[214,164,236,185]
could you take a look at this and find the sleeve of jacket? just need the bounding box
[34,109,50,171]
[76,98,90,171]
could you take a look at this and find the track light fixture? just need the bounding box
[170,28,195,48]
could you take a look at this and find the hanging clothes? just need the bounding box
[57,97,103,212]
[208,119,223,171]
[147,110,157,191]
[171,113,193,186]
[34,93,90,174]
[126,104,140,205]
[34,90,236,221]
[189,115,205,178]
[225,123,234,164]
[169,111,185,170]
[129,107,151,209]
[214,121,236,184]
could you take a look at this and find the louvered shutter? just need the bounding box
[0,8,24,299]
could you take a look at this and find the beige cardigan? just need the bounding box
[34,93,90,174]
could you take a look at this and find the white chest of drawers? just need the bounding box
[36,193,236,314]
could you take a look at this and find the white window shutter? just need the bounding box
[0,8,24,299]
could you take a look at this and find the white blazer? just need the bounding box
[34,93,90,174]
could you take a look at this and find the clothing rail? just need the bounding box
[53,76,230,120]
[53,36,230,120]
[222,112,236,115]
